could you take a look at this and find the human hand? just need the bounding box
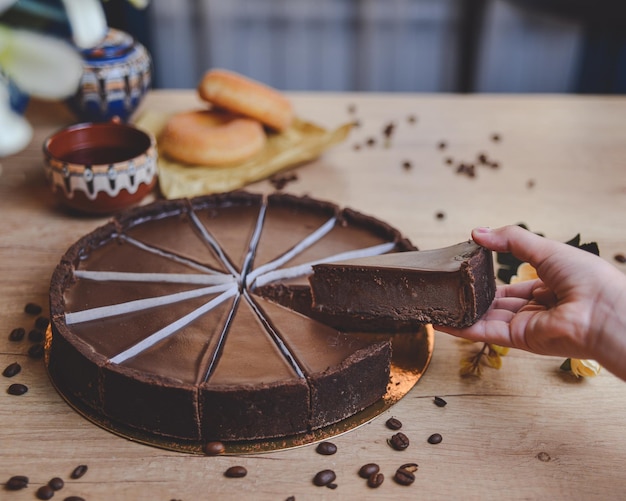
[437,225,626,380]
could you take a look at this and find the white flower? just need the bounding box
[0,80,32,156]
[570,358,601,378]
[0,25,84,99]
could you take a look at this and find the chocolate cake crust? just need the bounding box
[48,192,415,443]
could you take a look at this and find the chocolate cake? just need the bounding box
[48,192,416,444]
[309,241,496,328]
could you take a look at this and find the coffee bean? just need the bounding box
[435,211,446,220]
[64,497,86,501]
[388,432,410,451]
[35,316,50,331]
[402,160,412,170]
[313,469,336,487]
[9,327,26,342]
[7,383,28,395]
[394,467,415,486]
[438,141,447,150]
[367,472,384,488]
[398,462,418,473]
[614,253,626,264]
[28,329,45,343]
[224,466,247,478]
[70,464,88,479]
[203,441,225,456]
[358,463,380,479]
[491,133,501,142]
[37,484,55,500]
[385,417,402,430]
[285,497,295,501]
[25,303,43,315]
[49,477,64,490]
[28,343,45,359]
[6,475,29,490]
[315,441,337,455]
[434,396,447,407]
[3,362,21,378]
[428,433,443,444]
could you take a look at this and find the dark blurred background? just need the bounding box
[104,0,626,93]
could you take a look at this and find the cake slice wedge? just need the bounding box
[309,240,495,328]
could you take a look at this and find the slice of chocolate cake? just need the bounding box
[309,240,496,328]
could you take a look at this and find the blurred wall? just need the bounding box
[108,0,626,93]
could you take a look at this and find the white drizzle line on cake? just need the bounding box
[109,286,239,365]
[73,270,235,285]
[251,242,397,289]
[245,216,337,289]
[187,209,239,276]
[242,290,305,378]
[65,282,235,324]
[120,234,225,274]
[240,202,267,285]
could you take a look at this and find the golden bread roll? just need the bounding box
[198,69,294,131]
[159,109,266,166]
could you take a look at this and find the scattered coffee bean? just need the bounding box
[35,316,50,331]
[3,362,21,378]
[444,157,453,165]
[7,383,28,395]
[49,477,64,490]
[428,433,443,444]
[491,133,501,142]
[285,497,295,501]
[385,417,402,430]
[327,483,338,489]
[28,329,45,343]
[438,141,447,150]
[5,475,29,490]
[366,137,376,147]
[224,466,247,478]
[9,327,26,342]
[434,396,447,407]
[398,462,418,473]
[203,441,225,456]
[25,302,43,315]
[28,343,45,359]
[614,253,626,264]
[358,463,380,479]
[388,432,410,451]
[367,472,384,488]
[70,465,88,479]
[402,160,412,170]
[37,484,55,500]
[315,441,337,455]
[313,469,336,487]
[393,467,416,486]
[407,114,417,124]
[64,497,86,501]
[435,211,446,220]
[383,122,395,139]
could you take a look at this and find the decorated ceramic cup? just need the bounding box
[67,28,152,122]
[43,120,158,215]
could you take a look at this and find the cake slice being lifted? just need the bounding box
[309,240,496,329]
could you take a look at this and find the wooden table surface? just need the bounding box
[2,90,626,500]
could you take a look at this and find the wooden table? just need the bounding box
[2,91,626,500]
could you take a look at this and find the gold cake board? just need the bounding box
[45,325,434,455]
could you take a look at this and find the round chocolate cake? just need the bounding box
[48,192,417,445]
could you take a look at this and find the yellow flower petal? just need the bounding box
[570,358,601,378]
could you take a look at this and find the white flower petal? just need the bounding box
[0,83,32,156]
[0,26,83,99]
[0,0,17,15]
[61,0,107,48]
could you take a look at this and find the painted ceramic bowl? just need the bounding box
[66,28,152,122]
[43,120,158,215]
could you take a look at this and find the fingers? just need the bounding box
[471,225,563,271]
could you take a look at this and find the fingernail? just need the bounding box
[473,226,491,234]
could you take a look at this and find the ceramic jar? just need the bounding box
[67,28,152,122]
